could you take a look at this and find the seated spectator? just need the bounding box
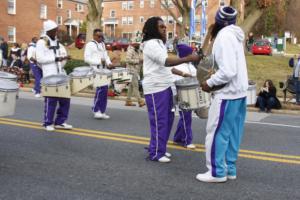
[255,80,281,112]
[22,58,31,84]
[8,52,24,83]
[9,43,21,62]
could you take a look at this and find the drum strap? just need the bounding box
[49,41,61,73]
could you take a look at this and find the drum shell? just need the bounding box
[112,68,127,80]
[71,74,94,94]
[0,79,19,117]
[177,86,202,110]
[93,73,112,88]
[118,72,133,83]
[41,75,71,98]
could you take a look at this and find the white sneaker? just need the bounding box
[55,123,73,130]
[186,144,196,149]
[227,175,237,180]
[101,113,110,119]
[31,89,36,94]
[165,152,172,158]
[45,125,55,132]
[94,112,103,119]
[196,172,227,183]
[34,93,41,98]
[158,156,171,163]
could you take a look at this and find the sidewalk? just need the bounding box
[20,86,300,115]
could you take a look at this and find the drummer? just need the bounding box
[141,17,200,163]
[27,37,42,98]
[36,20,72,131]
[84,29,113,119]
[171,44,197,149]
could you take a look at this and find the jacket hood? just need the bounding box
[224,25,245,42]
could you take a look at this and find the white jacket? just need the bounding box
[84,40,112,70]
[142,39,174,94]
[207,25,248,99]
[36,36,67,77]
[27,43,36,64]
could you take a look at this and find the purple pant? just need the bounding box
[173,110,193,146]
[92,85,108,113]
[44,97,71,126]
[145,87,174,161]
[30,62,42,94]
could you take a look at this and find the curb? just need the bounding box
[20,87,300,115]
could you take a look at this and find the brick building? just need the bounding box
[0,0,88,44]
[102,0,230,40]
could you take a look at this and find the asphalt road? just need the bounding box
[0,92,299,200]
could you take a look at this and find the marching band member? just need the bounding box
[84,29,113,119]
[141,17,200,163]
[196,6,248,182]
[171,44,197,149]
[36,20,72,132]
[27,37,42,98]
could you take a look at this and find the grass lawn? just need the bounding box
[67,47,293,96]
[285,43,300,55]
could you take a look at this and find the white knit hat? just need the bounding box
[43,20,58,32]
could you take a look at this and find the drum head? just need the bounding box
[0,71,17,80]
[197,54,215,83]
[73,66,92,72]
[72,67,93,76]
[95,68,112,76]
[112,68,126,73]
[175,77,199,89]
[41,74,69,86]
[0,79,19,92]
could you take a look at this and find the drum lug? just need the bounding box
[45,87,47,92]
[56,87,58,92]
[3,92,8,103]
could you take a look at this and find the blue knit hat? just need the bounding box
[215,6,237,26]
[177,44,193,58]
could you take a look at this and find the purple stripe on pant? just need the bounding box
[30,62,42,94]
[144,87,174,161]
[92,85,108,113]
[211,100,227,177]
[173,110,193,146]
[44,97,71,126]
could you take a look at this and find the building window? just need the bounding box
[122,32,133,40]
[67,9,71,19]
[7,0,16,15]
[122,2,127,10]
[8,26,16,43]
[122,17,127,25]
[128,1,134,10]
[168,16,174,24]
[40,4,47,19]
[140,0,144,8]
[167,32,173,40]
[57,0,63,9]
[219,0,225,6]
[76,3,84,12]
[110,10,116,18]
[140,16,144,23]
[128,17,133,25]
[56,16,63,25]
[150,0,155,8]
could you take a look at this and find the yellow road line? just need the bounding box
[1,118,300,163]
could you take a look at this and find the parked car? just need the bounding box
[75,33,86,49]
[252,39,272,56]
[114,38,130,51]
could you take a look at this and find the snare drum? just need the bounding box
[175,77,203,110]
[93,68,112,88]
[0,71,18,82]
[118,68,133,83]
[0,79,19,117]
[70,67,94,94]
[41,74,71,98]
[111,68,126,80]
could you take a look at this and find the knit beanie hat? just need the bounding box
[177,44,193,58]
[215,6,237,26]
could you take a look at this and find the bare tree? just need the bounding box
[86,0,104,42]
[159,0,202,37]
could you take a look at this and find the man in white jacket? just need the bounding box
[84,29,113,119]
[36,20,72,131]
[196,6,248,183]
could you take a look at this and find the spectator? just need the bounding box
[0,37,9,67]
[255,80,281,112]
[20,43,28,63]
[8,52,24,83]
[294,55,300,105]
[9,43,21,63]
[22,58,31,84]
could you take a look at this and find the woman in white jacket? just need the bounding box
[196,6,248,183]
